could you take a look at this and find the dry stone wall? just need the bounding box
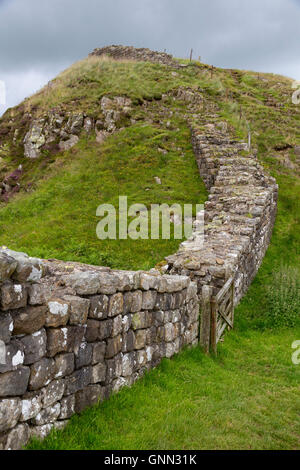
[165,122,278,303]
[89,45,179,67]
[0,249,198,449]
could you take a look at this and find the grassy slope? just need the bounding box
[0,56,299,449]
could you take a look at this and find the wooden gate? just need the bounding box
[200,277,235,354]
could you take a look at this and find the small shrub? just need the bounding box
[265,266,300,328]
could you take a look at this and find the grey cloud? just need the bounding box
[0,0,299,112]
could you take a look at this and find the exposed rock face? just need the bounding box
[0,249,198,449]
[23,120,46,159]
[89,45,178,67]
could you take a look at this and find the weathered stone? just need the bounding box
[0,253,17,282]
[108,293,123,317]
[20,392,43,421]
[28,283,50,305]
[0,339,25,373]
[130,291,143,312]
[64,367,92,396]
[62,271,118,295]
[0,423,30,450]
[54,352,75,378]
[0,313,14,344]
[142,290,157,310]
[0,281,27,310]
[123,292,133,314]
[46,299,70,327]
[58,135,79,152]
[106,354,122,383]
[75,342,93,369]
[0,366,30,397]
[91,342,106,365]
[24,120,45,159]
[89,295,109,319]
[63,295,90,325]
[31,402,60,426]
[122,330,135,352]
[42,379,65,408]
[47,326,85,357]
[0,248,45,283]
[75,384,104,413]
[112,314,123,336]
[106,335,122,358]
[121,352,137,376]
[0,398,21,432]
[59,395,75,420]
[134,330,147,350]
[12,306,47,335]
[85,319,100,342]
[20,329,47,365]
[131,311,151,330]
[29,358,55,390]
[98,319,113,341]
[30,423,53,440]
[91,363,106,384]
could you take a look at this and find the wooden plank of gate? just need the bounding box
[210,298,217,355]
[200,285,212,354]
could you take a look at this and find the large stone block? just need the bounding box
[0,423,30,450]
[59,395,75,420]
[0,398,21,432]
[0,366,30,397]
[0,313,13,344]
[0,281,27,311]
[91,363,106,384]
[142,290,157,310]
[42,379,65,408]
[89,295,109,319]
[20,329,47,365]
[0,339,24,373]
[75,342,93,369]
[12,306,47,335]
[0,248,45,283]
[31,402,61,426]
[63,295,90,325]
[0,253,17,282]
[91,342,106,365]
[64,367,92,396]
[106,335,122,358]
[108,293,123,317]
[20,392,43,421]
[75,384,104,413]
[46,299,70,327]
[98,319,113,341]
[29,358,55,391]
[54,352,75,378]
[85,319,100,342]
[47,326,85,357]
[130,291,143,312]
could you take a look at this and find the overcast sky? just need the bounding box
[1,0,300,115]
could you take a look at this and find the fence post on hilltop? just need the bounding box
[200,285,212,354]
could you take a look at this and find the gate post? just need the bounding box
[200,285,212,354]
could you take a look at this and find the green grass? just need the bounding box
[0,123,207,270]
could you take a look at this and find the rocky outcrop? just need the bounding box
[22,96,132,160]
[90,45,178,67]
[0,249,198,449]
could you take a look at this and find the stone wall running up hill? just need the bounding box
[0,249,198,450]
[89,45,179,67]
[166,122,278,303]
